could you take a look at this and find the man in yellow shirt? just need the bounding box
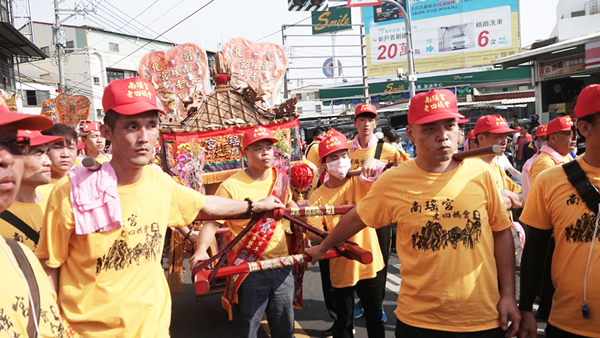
[307,129,385,338]
[473,114,523,210]
[306,89,520,337]
[36,77,284,338]
[77,120,111,164]
[0,102,78,338]
[518,84,600,338]
[528,115,576,185]
[348,103,408,320]
[305,127,326,169]
[521,124,547,202]
[0,130,63,251]
[37,123,79,196]
[191,126,297,338]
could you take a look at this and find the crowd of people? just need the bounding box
[0,79,598,338]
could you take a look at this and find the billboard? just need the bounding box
[312,5,352,34]
[364,0,520,77]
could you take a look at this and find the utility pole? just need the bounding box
[53,0,95,93]
[381,0,416,98]
[54,0,66,93]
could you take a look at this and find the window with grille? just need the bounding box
[109,42,120,52]
[107,69,125,83]
[315,104,322,113]
[23,90,50,106]
[65,41,74,53]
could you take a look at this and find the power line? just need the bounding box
[256,15,311,41]
[95,2,155,39]
[100,0,166,41]
[70,0,215,90]
[85,0,162,49]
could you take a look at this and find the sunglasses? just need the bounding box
[0,137,30,155]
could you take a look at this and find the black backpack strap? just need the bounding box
[0,210,39,244]
[5,238,40,338]
[563,160,600,215]
[304,141,317,158]
[374,140,385,160]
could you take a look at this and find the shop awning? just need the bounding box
[0,22,48,61]
[319,68,531,100]
[493,32,600,69]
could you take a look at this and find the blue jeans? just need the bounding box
[235,265,295,338]
[395,320,505,338]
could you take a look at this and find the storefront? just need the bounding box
[493,32,600,123]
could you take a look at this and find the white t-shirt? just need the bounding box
[493,154,513,171]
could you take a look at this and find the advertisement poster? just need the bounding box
[364,0,520,77]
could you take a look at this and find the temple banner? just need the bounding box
[161,120,302,184]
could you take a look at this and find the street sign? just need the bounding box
[288,0,329,11]
[312,5,352,35]
[346,0,382,8]
[323,58,343,78]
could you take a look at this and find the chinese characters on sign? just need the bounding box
[364,0,519,76]
[138,43,209,124]
[539,54,586,79]
[222,38,287,109]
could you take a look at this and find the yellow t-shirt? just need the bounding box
[347,139,409,171]
[356,159,512,332]
[74,154,111,166]
[0,237,79,338]
[520,157,600,337]
[489,161,522,194]
[36,166,206,338]
[215,169,292,261]
[36,178,59,197]
[305,141,321,170]
[307,176,384,288]
[0,192,49,251]
[529,151,571,185]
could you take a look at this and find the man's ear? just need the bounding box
[577,121,593,139]
[99,124,112,142]
[406,125,415,143]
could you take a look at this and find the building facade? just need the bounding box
[18,22,176,120]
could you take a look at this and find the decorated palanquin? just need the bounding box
[153,40,302,186]
[139,40,310,297]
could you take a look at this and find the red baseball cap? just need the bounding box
[546,115,574,135]
[319,129,349,160]
[574,84,600,119]
[17,130,63,146]
[0,97,53,130]
[408,89,464,125]
[534,124,548,137]
[354,103,377,117]
[102,77,165,115]
[473,115,517,135]
[242,126,278,149]
[466,130,475,140]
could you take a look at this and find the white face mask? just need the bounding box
[326,158,352,179]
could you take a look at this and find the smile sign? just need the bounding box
[312,5,353,35]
